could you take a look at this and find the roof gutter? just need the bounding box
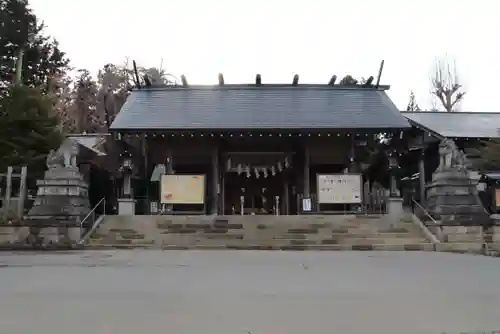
[404,117,446,140]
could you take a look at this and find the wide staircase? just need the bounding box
[85,213,434,250]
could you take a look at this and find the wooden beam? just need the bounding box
[0,173,22,177]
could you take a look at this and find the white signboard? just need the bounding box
[160,174,206,204]
[317,174,362,204]
[302,198,312,212]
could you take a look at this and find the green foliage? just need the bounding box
[466,139,500,171]
[0,85,62,172]
[0,0,70,93]
[339,75,358,86]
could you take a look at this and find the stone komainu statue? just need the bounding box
[437,138,469,171]
[46,138,79,169]
[427,138,490,226]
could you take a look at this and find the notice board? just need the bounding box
[317,174,362,204]
[160,174,206,204]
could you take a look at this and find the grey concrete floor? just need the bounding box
[1,250,500,334]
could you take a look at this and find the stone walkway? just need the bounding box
[0,250,500,334]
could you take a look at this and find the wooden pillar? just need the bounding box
[165,149,174,213]
[419,149,426,204]
[142,135,149,212]
[283,174,289,215]
[221,168,226,215]
[211,146,219,215]
[349,136,356,172]
[303,145,310,198]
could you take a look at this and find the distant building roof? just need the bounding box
[67,134,108,156]
[402,112,500,138]
[109,85,410,131]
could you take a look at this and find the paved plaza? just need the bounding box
[0,250,500,334]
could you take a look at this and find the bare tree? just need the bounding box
[47,73,75,132]
[71,69,99,133]
[430,56,465,112]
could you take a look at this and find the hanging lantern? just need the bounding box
[245,166,251,178]
[284,157,289,168]
[226,158,232,171]
[262,167,268,178]
[277,161,283,172]
[270,166,276,176]
[237,164,243,175]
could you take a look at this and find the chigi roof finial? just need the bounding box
[255,74,262,86]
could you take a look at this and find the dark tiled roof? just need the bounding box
[110,85,410,131]
[402,112,500,138]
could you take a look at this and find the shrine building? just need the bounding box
[108,74,410,216]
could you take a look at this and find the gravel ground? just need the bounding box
[0,250,500,334]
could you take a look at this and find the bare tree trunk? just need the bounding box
[430,56,465,112]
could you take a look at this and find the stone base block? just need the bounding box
[0,226,30,243]
[435,242,484,253]
[387,197,404,226]
[440,226,483,243]
[36,226,83,245]
[118,198,135,215]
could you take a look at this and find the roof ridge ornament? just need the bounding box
[375,60,385,88]
[256,74,262,86]
[328,75,337,86]
[181,75,188,87]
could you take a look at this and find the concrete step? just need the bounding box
[320,237,427,245]
[89,237,427,249]
[84,214,430,250]
[86,243,436,251]
[89,230,427,246]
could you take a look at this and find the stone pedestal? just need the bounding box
[387,197,404,226]
[426,168,490,226]
[118,198,135,215]
[25,166,90,245]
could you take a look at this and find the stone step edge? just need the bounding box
[92,232,424,238]
[86,243,436,251]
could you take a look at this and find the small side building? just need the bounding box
[401,111,500,206]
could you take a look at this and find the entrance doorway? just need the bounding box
[224,172,285,215]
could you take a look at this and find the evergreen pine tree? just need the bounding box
[0,0,70,93]
[406,91,421,111]
[0,85,62,172]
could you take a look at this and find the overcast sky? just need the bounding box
[29,0,499,112]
